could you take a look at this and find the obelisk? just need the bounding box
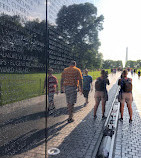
[125,47,128,64]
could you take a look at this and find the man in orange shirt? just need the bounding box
[61,61,83,123]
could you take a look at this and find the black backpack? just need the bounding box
[122,78,132,92]
[95,77,105,91]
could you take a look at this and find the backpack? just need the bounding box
[95,77,105,91]
[122,78,132,92]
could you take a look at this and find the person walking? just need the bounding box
[131,69,133,76]
[61,61,83,123]
[138,70,141,79]
[83,69,93,105]
[134,69,136,75]
[118,72,123,114]
[44,68,58,114]
[94,70,110,119]
[118,70,133,123]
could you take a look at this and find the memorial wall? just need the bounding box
[47,0,97,158]
[0,0,97,157]
[0,0,46,157]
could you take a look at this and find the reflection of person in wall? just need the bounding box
[61,61,83,123]
[83,69,93,105]
[44,68,58,114]
[94,70,110,119]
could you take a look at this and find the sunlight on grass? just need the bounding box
[0,69,110,105]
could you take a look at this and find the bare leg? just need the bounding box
[48,102,53,110]
[86,98,88,104]
[120,103,121,113]
[68,104,74,119]
[94,100,100,117]
[102,100,106,116]
[120,103,124,119]
[127,103,132,120]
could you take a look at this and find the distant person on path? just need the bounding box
[44,68,58,114]
[134,69,136,75]
[94,70,110,119]
[118,72,123,114]
[131,69,133,76]
[83,69,93,105]
[111,69,113,75]
[118,70,133,123]
[61,61,83,123]
[138,70,141,79]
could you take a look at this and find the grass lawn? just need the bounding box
[0,73,46,105]
[88,69,111,80]
[0,69,111,106]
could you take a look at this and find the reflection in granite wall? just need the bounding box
[0,0,103,157]
[47,0,103,158]
[0,0,46,158]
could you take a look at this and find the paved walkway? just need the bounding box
[47,72,120,158]
[0,72,120,158]
[114,73,141,158]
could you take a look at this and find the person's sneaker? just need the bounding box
[119,118,123,122]
[102,115,107,119]
[94,115,97,120]
[52,106,55,110]
[68,118,74,123]
[84,103,87,106]
[49,110,53,115]
[129,119,133,124]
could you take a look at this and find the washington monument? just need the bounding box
[125,47,128,63]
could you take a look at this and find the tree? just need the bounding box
[115,60,123,68]
[136,60,141,68]
[0,14,46,73]
[125,60,137,68]
[56,3,104,69]
[102,60,123,69]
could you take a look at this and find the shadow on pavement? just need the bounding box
[0,129,45,157]
[47,119,68,142]
[50,104,86,118]
[48,109,104,158]
[0,111,45,128]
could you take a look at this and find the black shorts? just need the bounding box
[83,90,90,98]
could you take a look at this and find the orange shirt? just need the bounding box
[61,66,83,86]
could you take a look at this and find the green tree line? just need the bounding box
[125,60,141,68]
[102,60,123,69]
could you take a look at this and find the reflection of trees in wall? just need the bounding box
[56,3,104,69]
[0,14,46,73]
[0,2,104,72]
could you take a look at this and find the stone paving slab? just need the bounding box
[114,73,141,158]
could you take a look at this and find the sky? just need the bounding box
[95,0,141,66]
[0,0,46,21]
